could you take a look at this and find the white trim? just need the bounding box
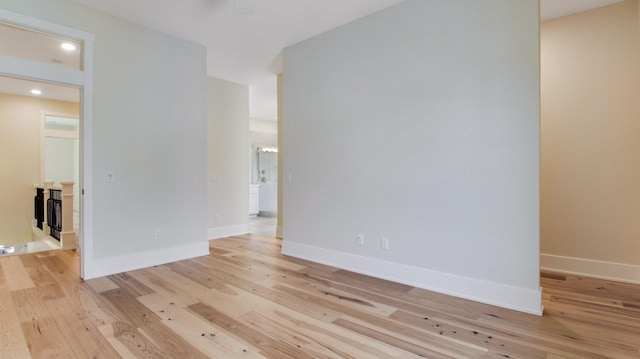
[0,55,84,86]
[85,241,210,280]
[79,35,94,280]
[0,9,94,41]
[39,113,80,185]
[208,224,250,240]
[282,241,543,316]
[43,129,79,139]
[276,226,283,239]
[541,253,640,285]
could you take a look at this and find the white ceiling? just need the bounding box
[68,0,406,120]
[0,76,80,103]
[69,0,405,85]
[2,0,625,116]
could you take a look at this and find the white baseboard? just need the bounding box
[282,241,543,316]
[86,241,209,280]
[208,224,250,240]
[541,253,640,285]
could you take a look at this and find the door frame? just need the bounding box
[41,111,80,184]
[0,9,94,279]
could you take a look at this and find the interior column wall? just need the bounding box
[207,77,250,239]
[282,0,541,314]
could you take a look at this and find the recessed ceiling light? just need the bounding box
[31,89,42,95]
[61,42,76,51]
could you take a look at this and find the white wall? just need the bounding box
[249,118,277,134]
[1,0,208,277]
[44,137,75,185]
[277,74,283,238]
[282,0,541,314]
[207,77,250,239]
[43,118,80,210]
[73,138,79,210]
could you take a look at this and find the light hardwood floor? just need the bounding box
[0,234,639,358]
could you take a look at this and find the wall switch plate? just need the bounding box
[356,233,364,246]
[105,171,114,182]
[154,228,162,239]
[381,237,389,251]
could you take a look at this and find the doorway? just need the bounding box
[249,121,278,236]
[43,113,81,250]
[0,11,94,278]
[43,114,80,213]
[0,76,80,256]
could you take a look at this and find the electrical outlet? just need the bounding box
[356,233,364,246]
[381,237,389,251]
[105,171,114,182]
[154,228,162,239]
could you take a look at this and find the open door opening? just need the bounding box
[0,75,81,272]
[0,11,94,278]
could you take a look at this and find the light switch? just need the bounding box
[105,171,114,182]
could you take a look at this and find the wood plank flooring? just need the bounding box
[0,234,639,358]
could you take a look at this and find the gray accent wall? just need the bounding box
[282,0,541,313]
